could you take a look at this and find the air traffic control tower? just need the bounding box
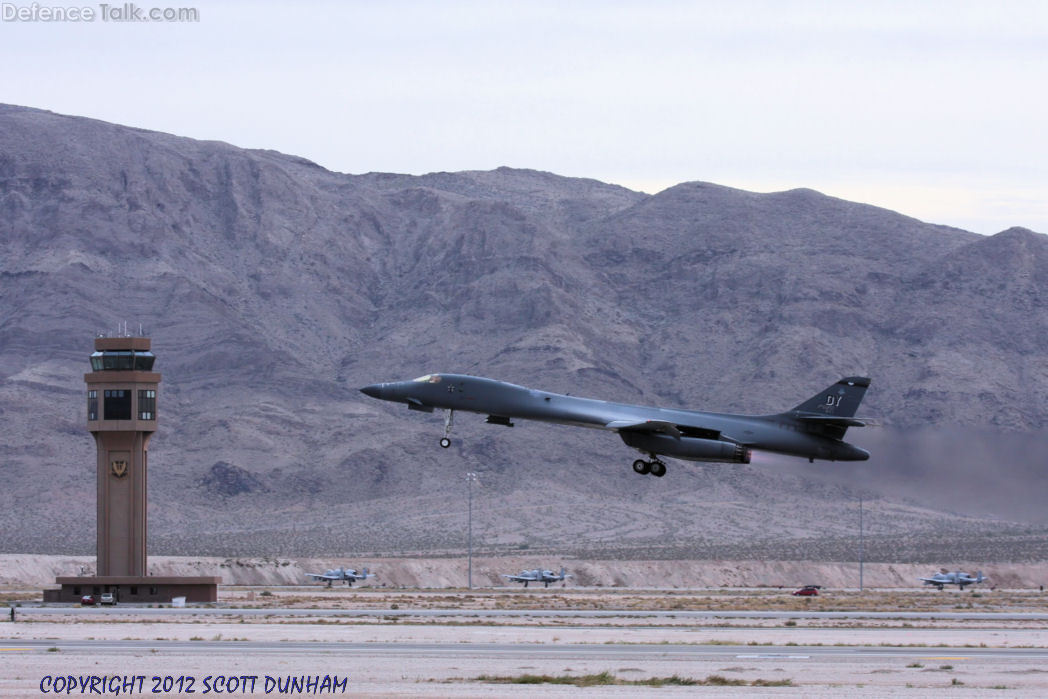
[87,336,157,577]
[45,337,219,603]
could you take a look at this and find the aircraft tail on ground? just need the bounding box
[791,377,871,418]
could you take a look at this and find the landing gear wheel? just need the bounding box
[632,459,651,475]
[439,409,454,449]
[650,461,667,478]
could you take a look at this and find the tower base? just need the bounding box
[43,576,220,604]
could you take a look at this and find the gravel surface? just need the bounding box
[3,591,1048,697]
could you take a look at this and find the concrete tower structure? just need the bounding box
[87,336,158,576]
[45,337,219,603]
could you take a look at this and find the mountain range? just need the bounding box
[1,104,1045,560]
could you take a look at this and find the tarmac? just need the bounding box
[3,588,1048,696]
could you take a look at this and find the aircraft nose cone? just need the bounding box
[360,384,384,399]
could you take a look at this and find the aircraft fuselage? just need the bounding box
[362,374,870,464]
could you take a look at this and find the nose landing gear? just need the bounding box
[439,409,454,448]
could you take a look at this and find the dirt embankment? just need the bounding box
[4,554,1047,589]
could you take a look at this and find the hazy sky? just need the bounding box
[2,0,1046,233]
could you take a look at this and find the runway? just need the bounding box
[7,637,1048,660]
[7,607,1048,695]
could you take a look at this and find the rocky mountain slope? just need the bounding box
[1,104,1045,558]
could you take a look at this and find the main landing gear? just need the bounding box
[439,409,454,448]
[632,455,666,478]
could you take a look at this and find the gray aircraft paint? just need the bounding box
[503,568,571,588]
[306,567,372,587]
[919,570,987,590]
[361,374,871,476]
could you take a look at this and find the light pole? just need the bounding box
[466,472,477,589]
[859,495,864,592]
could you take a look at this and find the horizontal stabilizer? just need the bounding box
[792,415,872,428]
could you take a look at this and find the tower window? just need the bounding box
[103,389,132,420]
[133,351,156,371]
[138,389,156,420]
[90,350,155,371]
[102,351,134,370]
[87,390,98,420]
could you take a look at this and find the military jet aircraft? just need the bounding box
[920,570,986,590]
[305,567,373,587]
[360,374,871,477]
[503,567,571,588]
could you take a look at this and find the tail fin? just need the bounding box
[792,377,871,417]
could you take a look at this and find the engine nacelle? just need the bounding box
[619,432,751,464]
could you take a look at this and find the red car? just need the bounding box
[80,595,96,606]
[791,586,820,596]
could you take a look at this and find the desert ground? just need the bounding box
[5,554,1048,589]
[3,556,1048,696]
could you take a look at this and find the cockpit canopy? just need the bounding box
[90,350,156,371]
[413,374,442,383]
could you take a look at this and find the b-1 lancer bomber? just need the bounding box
[306,567,373,587]
[503,567,572,588]
[920,570,987,590]
[361,374,872,477]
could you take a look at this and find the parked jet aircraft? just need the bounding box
[920,570,986,590]
[360,374,871,477]
[503,568,571,588]
[306,567,373,587]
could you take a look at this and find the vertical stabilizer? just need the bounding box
[792,377,871,417]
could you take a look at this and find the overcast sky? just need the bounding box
[2,0,1046,234]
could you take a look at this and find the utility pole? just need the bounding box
[467,472,477,589]
[859,495,864,592]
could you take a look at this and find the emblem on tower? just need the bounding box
[111,459,128,478]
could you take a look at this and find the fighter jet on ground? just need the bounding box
[305,567,373,587]
[920,570,987,590]
[503,567,571,588]
[360,374,871,477]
